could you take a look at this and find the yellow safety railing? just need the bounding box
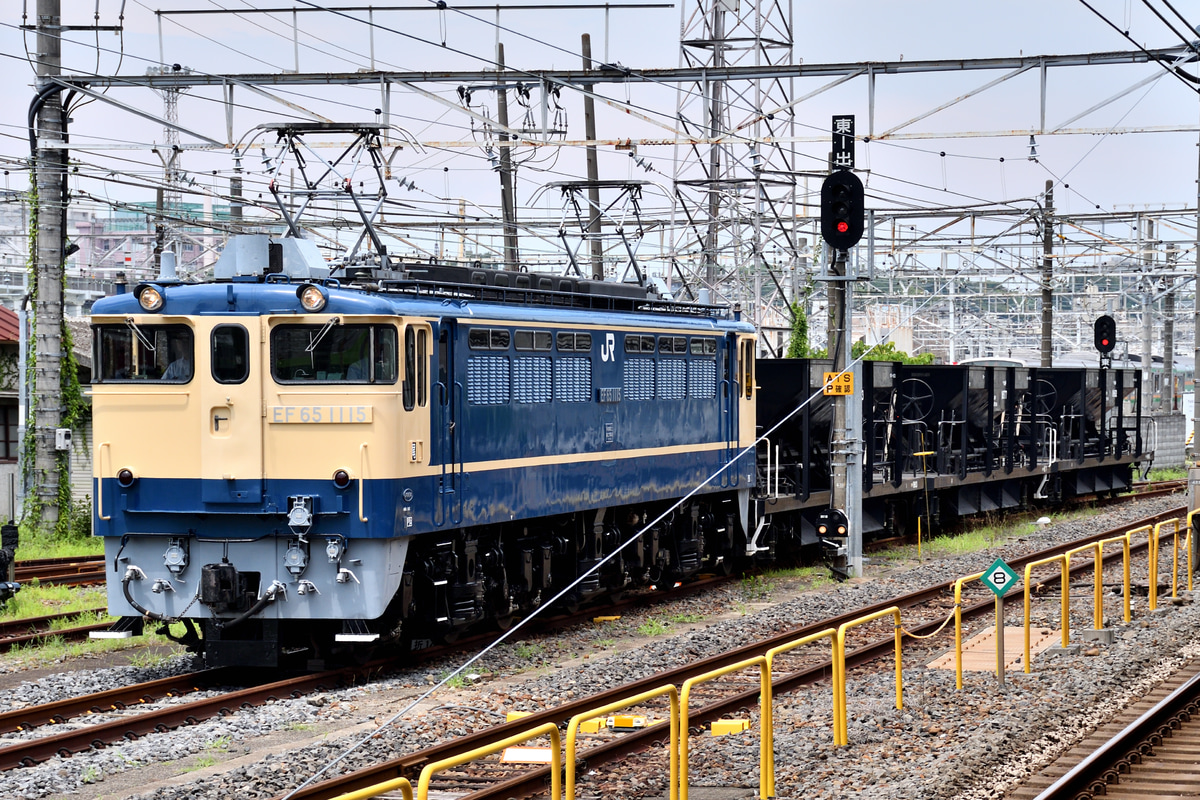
[1064,534,1132,631]
[1125,524,1153,611]
[952,571,986,690]
[566,686,679,800]
[1023,554,1069,673]
[763,628,838,795]
[834,607,902,746]
[418,723,561,800]
[680,657,769,800]
[1188,510,1200,593]
[1152,518,1190,604]
[327,777,414,800]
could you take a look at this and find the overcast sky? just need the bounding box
[3,1,1199,250]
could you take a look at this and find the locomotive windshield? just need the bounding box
[271,323,398,384]
[94,324,194,383]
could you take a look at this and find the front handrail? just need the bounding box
[97,442,112,521]
[358,443,369,523]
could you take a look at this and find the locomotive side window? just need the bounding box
[211,325,249,384]
[402,326,429,411]
[514,330,552,352]
[659,336,687,354]
[416,328,428,408]
[624,334,655,354]
[690,338,717,356]
[271,324,397,384]
[740,339,754,398]
[403,327,415,410]
[468,327,511,350]
[556,332,592,352]
[94,323,193,383]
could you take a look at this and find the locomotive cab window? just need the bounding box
[212,325,249,384]
[271,323,397,384]
[94,323,193,383]
[402,325,429,411]
[740,339,754,398]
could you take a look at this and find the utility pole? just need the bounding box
[1040,180,1054,368]
[495,44,519,271]
[31,0,67,527]
[581,34,604,281]
[1143,218,1155,406]
[1164,244,1176,411]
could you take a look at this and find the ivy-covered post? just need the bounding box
[28,0,69,532]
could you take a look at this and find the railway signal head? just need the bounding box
[816,508,849,537]
[1093,315,1116,354]
[820,170,865,251]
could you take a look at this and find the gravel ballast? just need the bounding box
[0,496,1193,800]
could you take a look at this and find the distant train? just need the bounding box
[89,236,1144,667]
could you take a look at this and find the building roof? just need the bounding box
[0,306,17,343]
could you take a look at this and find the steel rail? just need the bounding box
[0,609,106,641]
[1033,669,1200,799]
[276,505,1185,800]
[0,669,237,736]
[0,622,114,653]
[0,669,359,770]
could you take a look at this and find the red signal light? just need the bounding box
[836,221,849,233]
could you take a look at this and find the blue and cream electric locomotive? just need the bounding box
[90,235,759,666]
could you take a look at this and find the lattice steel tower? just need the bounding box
[672,0,801,341]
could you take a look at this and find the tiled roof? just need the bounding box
[0,306,18,343]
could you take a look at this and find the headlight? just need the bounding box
[297,284,328,312]
[135,284,165,312]
[116,468,136,488]
[332,469,351,489]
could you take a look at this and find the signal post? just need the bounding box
[819,115,865,579]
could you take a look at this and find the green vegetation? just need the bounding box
[851,340,936,365]
[635,618,670,637]
[668,612,706,625]
[14,508,102,561]
[739,573,773,600]
[442,671,471,689]
[513,641,545,660]
[594,638,616,647]
[80,766,102,785]
[785,302,813,358]
[186,755,218,772]
[1148,467,1186,481]
[0,583,108,620]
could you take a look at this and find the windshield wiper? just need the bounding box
[305,317,342,354]
[125,318,155,352]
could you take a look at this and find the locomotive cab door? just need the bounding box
[201,320,264,504]
[434,318,463,526]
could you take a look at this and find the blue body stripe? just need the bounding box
[94,449,755,540]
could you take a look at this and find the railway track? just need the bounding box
[267,504,1189,800]
[0,573,743,771]
[1009,659,1200,799]
[12,557,105,587]
[0,608,110,652]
